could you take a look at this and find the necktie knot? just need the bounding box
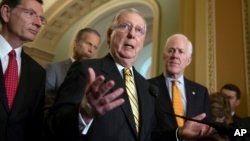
[173,80,178,86]
[123,68,132,77]
[9,50,16,58]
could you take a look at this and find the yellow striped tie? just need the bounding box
[123,68,139,133]
[172,80,184,127]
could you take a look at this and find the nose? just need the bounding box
[170,50,180,58]
[33,17,42,28]
[127,28,136,38]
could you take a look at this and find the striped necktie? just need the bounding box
[123,68,139,133]
[172,80,184,127]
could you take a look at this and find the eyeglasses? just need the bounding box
[15,6,47,25]
[113,23,146,37]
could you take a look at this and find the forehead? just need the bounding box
[19,0,43,13]
[79,32,99,40]
[166,36,189,51]
[117,12,145,27]
[221,89,237,97]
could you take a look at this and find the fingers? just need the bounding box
[82,68,125,117]
[193,113,206,120]
[100,88,124,105]
[99,88,125,115]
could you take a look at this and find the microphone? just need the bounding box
[165,112,237,135]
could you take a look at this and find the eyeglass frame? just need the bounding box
[14,6,47,25]
[112,22,146,37]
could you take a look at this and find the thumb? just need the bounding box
[194,113,206,120]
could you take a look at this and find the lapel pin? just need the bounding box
[192,91,196,95]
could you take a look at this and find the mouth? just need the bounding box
[124,43,134,49]
[29,29,38,35]
[169,61,179,66]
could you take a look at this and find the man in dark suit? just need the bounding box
[149,34,212,140]
[0,0,45,141]
[220,83,241,122]
[46,9,212,141]
[45,28,100,109]
[220,84,250,140]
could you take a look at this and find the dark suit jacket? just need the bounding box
[149,74,211,133]
[46,54,160,141]
[0,51,45,141]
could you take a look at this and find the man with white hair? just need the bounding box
[149,34,212,140]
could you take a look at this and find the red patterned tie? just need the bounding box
[4,50,18,109]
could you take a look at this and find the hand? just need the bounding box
[80,67,125,122]
[178,113,214,139]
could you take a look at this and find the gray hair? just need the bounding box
[164,34,193,57]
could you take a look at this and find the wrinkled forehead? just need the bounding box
[165,36,188,50]
[117,12,146,28]
[20,0,44,14]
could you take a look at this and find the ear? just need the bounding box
[1,4,11,23]
[236,99,240,106]
[106,28,113,45]
[73,40,77,48]
[186,57,192,66]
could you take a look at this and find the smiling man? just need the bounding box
[0,0,45,141]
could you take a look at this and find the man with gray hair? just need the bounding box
[149,34,212,140]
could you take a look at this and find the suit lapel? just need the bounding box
[158,74,177,127]
[100,54,138,136]
[184,78,193,118]
[0,61,9,112]
[133,69,152,139]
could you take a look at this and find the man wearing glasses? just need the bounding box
[47,8,212,141]
[0,0,45,141]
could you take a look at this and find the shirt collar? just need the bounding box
[115,62,133,78]
[0,34,22,59]
[164,73,184,85]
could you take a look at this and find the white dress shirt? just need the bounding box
[0,35,22,77]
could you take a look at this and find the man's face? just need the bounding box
[74,32,100,60]
[109,12,146,67]
[163,36,191,78]
[4,0,44,42]
[221,89,240,112]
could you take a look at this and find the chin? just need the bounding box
[23,35,36,42]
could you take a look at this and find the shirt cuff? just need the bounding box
[176,128,181,141]
[79,113,94,135]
